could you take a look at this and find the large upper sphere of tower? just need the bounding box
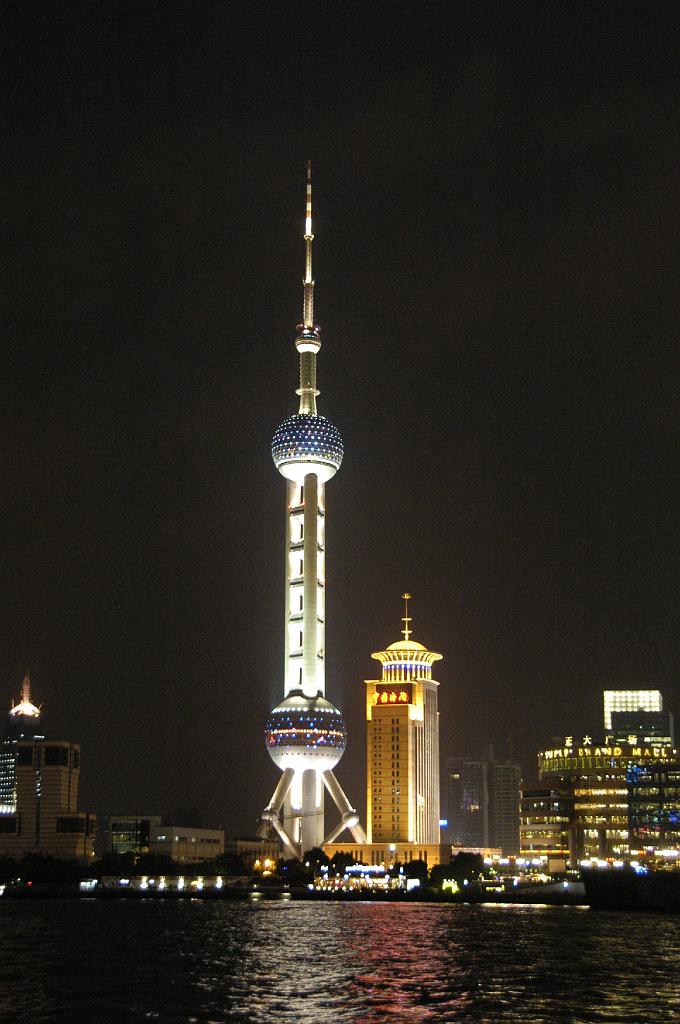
[265,691,347,772]
[271,413,343,484]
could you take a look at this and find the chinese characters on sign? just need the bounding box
[373,685,413,705]
[373,690,409,704]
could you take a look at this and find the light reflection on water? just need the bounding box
[1,900,680,1023]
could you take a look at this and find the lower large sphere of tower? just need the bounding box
[271,414,343,484]
[265,691,347,772]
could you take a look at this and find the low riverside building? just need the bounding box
[223,836,279,870]
[450,845,501,859]
[150,824,224,864]
[323,841,452,868]
[98,816,224,864]
[98,815,162,857]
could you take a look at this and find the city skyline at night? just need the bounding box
[2,4,679,835]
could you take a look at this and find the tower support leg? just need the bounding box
[322,770,367,845]
[259,767,300,858]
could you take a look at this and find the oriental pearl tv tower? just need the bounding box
[259,165,366,858]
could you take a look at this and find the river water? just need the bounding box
[1,899,679,1023]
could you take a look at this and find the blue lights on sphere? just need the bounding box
[271,414,343,482]
[265,691,347,771]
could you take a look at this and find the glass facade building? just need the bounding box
[610,710,674,747]
[537,738,680,862]
[447,757,521,855]
[520,787,573,861]
[603,690,662,732]
[628,763,680,852]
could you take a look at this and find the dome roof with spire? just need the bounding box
[386,639,428,652]
[370,594,442,681]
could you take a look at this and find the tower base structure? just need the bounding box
[260,767,366,859]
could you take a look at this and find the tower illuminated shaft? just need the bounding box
[261,165,365,856]
[281,163,330,701]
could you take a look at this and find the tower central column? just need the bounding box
[302,473,319,695]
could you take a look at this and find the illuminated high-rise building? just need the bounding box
[0,737,95,859]
[610,709,674,746]
[259,165,365,857]
[537,735,680,862]
[0,675,95,859]
[603,689,662,732]
[628,762,680,853]
[0,674,45,814]
[446,755,521,855]
[365,594,442,845]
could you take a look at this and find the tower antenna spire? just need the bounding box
[401,592,412,642]
[294,161,321,415]
[21,671,30,705]
[303,159,314,329]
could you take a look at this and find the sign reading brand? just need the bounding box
[541,744,679,762]
[373,684,413,705]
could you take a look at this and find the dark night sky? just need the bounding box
[2,1,679,832]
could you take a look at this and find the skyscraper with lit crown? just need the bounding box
[366,594,442,845]
[0,675,95,859]
[0,674,44,814]
[259,165,365,857]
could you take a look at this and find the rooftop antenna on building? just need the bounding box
[401,592,412,642]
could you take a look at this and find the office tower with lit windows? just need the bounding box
[603,689,663,733]
[489,761,522,854]
[447,757,488,848]
[0,736,95,859]
[259,166,365,857]
[365,594,442,845]
[0,674,45,814]
[447,755,521,855]
[536,732,680,863]
[628,762,680,853]
[520,787,573,863]
[0,675,95,858]
[610,709,674,746]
